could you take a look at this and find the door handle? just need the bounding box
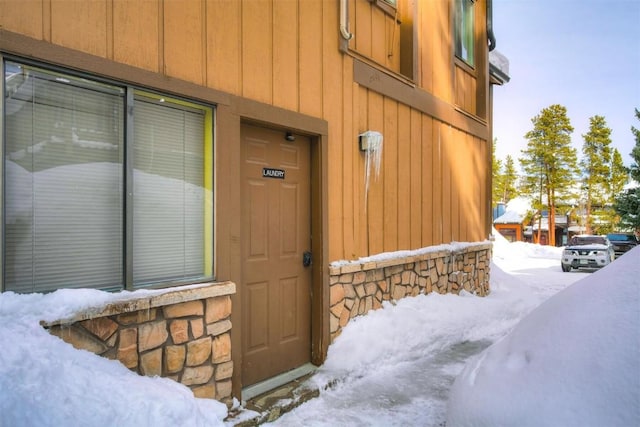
[302,251,312,267]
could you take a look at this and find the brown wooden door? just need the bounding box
[240,124,312,386]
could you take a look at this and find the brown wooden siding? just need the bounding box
[0,0,491,262]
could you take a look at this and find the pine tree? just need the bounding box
[501,155,518,204]
[580,115,612,234]
[615,109,640,232]
[492,138,504,207]
[610,148,629,196]
[597,148,630,232]
[520,104,577,246]
[630,108,640,183]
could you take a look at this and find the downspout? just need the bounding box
[487,0,496,51]
[340,0,353,40]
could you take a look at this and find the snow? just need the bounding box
[0,288,228,427]
[330,240,489,268]
[1,231,638,426]
[269,232,638,426]
[447,244,640,426]
[506,196,532,216]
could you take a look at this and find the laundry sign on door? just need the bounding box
[262,168,285,179]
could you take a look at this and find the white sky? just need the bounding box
[492,0,640,168]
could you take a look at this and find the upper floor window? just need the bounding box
[3,59,214,293]
[455,0,475,67]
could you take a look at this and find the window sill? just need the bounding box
[345,48,416,89]
[455,57,477,76]
[454,105,487,126]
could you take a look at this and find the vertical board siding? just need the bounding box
[206,0,241,95]
[431,119,443,244]
[0,0,492,262]
[113,0,159,72]
[298,0,323,117]
[163,0,204,85]
[382,97,398,252]
[429,0,452,104]
[410,108,424,249]
[273,0,299,111]
[370,8,387,68]
[342,60,356,260]
[396,104,411,251]
[357,85,370,257]
[365,90,385,256]
[51,0,107,58]
[0,0,44,40]
[242,0,273,103]
[441,123,453,243]
[354,0,373,59]
[457,133,471,242]
[455,66,478,115]
[423,114,434,246]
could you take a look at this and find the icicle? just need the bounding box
[360,131,383,209]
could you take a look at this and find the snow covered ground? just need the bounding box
[1,232,637,426]
[266,235,600,427]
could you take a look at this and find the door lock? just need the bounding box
[302,251,312,267]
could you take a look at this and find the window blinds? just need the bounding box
[132,98,207,285]
[4,66,124,293]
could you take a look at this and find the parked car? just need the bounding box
[561,235,615,272]
[606,233,638,258]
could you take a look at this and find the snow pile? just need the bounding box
[492,228,563,264]
[0,289,227,426]
[446,247,640,427]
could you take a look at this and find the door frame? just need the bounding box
[239,123,312,387]
[222,109,328,400]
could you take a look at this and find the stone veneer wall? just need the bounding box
[41,282,236,405]
[329,243,491,341]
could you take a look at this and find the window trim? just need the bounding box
[455,0,476,68]
[2,57,216,293]
[369,0,397,17]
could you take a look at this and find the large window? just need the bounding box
[455,0,475,67]
[3,60,214,293]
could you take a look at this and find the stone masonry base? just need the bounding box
[329,243,491,341]
[41,282,236,405]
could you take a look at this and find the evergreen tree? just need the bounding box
[610,148,629,196]
[500,155,518,204]
[492,138,504,207]
[520,104,577,246]
[630,108,640,183]
[598,148,630,233]
[580,115,612,233]
[615,189,640,231]
[615,108,640,232]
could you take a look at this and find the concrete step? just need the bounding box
[226,373,319,426]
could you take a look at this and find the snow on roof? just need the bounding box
[532,216,568,230]
[505,196,531,216]
[493,210,525,224]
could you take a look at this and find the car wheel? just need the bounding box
[561,264,571,272]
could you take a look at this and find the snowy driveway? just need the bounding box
[264,241,587,427]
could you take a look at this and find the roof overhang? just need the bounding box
[489,50,510,85]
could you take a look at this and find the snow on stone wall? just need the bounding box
[41,282,236,405]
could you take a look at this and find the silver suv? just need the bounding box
[561,235,615,272]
